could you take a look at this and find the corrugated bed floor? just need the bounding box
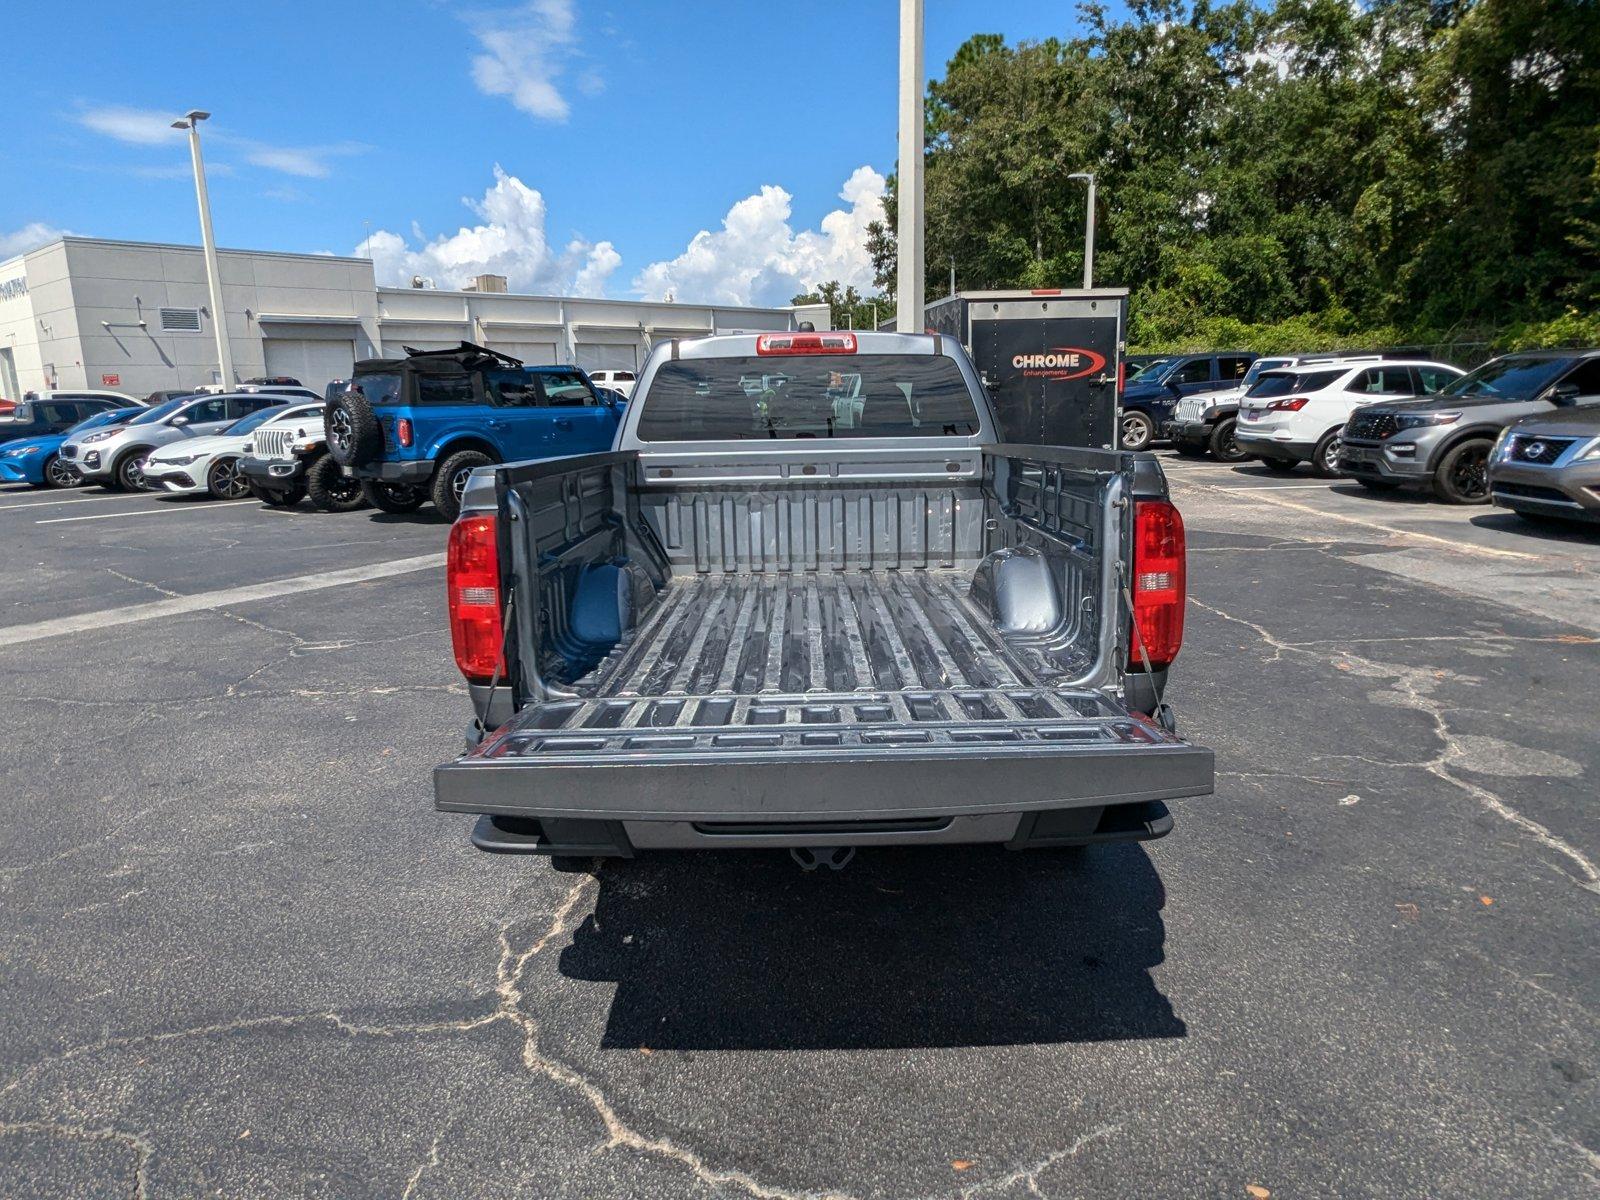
[589,571,1035,699]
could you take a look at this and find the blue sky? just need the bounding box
[3,1,1117,305]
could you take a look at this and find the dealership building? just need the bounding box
[0,236,826,400]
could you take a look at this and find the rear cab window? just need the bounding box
[348,373,405,407]
[636,354,982,441]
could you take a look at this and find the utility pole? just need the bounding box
[173,110,234,386]
[896,0,925,332]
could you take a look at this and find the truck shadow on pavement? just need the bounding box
[557,842,1184,1051]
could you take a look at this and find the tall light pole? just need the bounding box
[896,0,925,332]
[1069,172,1097,289]
[172,110,234,386]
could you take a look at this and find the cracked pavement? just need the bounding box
[1,465,1597,1198]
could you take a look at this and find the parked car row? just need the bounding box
[1146,347,1600,524]
[1,347,627,524]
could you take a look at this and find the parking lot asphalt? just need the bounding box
[2,466,1597,1200]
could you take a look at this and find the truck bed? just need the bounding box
[433,447,1213,833]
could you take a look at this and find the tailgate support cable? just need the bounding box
[472,590,517,735]
[1119,563,1173,730]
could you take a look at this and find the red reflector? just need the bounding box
[1117,359,1126,396]
[447,514,505,684]
[756,332,858,356]
[397,417,414,447]
[1029,289,1063,295]
[1129,500,1185,671]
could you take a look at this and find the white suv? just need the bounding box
[587,369,636,398]
[1235,356,1464,476]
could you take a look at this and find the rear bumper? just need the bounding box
[1235,432,1315,463]
[468,800,1177,855]
[353,459,434,484]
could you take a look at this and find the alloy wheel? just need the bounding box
[1121,413,1151,450]
[45,457,79,488]
[1449,445,1489,500]
[451,466,473,503]
[328,408,353,458]
[214,458,250,499]
[1321,436,1342,474]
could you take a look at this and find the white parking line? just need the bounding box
[0,493,152,512]
[1192,482,1338,491]
[1178,478,1540,561]
[0,554,445,648]
[36,500,256,525]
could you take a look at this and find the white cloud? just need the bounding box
[468,0,591,122]
[77,106,184,146]
[75,106,364,178]
[633,166,887,306]
[1,222,70,259]
[361,166,621,296]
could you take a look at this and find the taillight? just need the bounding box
[756,332,858,355]
[1129,499,1185,671]
[1267,396,1310,412]
[447,515,505,683]
[397,417,414,448]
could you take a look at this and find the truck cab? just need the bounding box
[323,342,623,520]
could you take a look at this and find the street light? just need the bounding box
[1069,172,1097,289]
[896,0,925,332]
[172,109,234,386]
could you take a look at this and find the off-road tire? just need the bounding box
[206,456,251,500]
[1433,439,1493,505]
[323,391,384,467]
[250,482,305,507]
[360,480,427,514]
[431,449,494,522]
[1119,410,1154,451]
[305,454,368,512]
[114,448,153,491]
[1209,417,1250,463]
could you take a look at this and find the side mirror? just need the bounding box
[1550,382,1581,406]
[170,415,190,427]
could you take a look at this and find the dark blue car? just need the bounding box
[323,343,623,520]
[1118,351,1256,449]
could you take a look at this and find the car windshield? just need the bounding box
[1440,356,1572,400]
[225,405,290,435]
[638,354,983,441]
[64,409,134,435]
[1128,360,1168,382]
[127,397,190,426]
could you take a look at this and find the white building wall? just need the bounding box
[3,236,818,400]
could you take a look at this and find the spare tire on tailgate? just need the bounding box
[324,390,384,467]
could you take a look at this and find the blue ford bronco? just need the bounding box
[323,343,623,521]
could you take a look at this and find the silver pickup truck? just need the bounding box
[433,330,1213,868]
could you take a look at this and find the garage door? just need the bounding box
[575,343,638,373]
[263,339,355,393]
[490,341,559,367]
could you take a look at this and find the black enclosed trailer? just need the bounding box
[925,289,1129,450]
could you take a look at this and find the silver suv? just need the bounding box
[1340,351,1600,503]
[61,392,287,491]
